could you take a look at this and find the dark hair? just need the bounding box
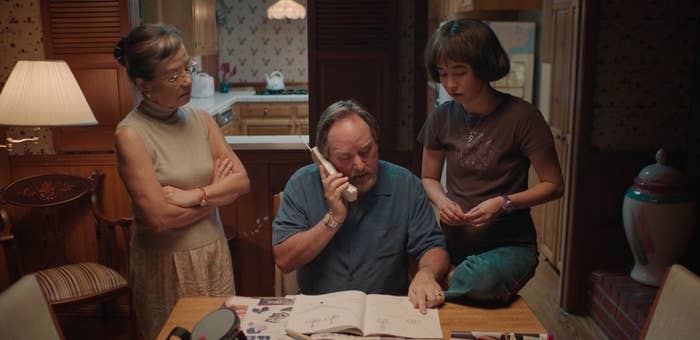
[424,19,510,82]
[113,24,184,81]
[316,99,380,156]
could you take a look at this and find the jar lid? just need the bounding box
[632,149,686,196]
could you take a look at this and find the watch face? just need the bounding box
[501,196,513,213]
[323,213,339,229]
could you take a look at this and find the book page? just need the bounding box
[287,290,367,335]
[363,294,442,339]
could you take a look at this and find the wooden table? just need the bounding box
[157,296,546,339]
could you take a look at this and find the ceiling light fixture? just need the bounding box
[267,0,306,20]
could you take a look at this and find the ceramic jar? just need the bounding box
[622,149,696,286]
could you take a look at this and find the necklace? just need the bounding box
[465,114,476,144]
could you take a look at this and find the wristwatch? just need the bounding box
[500,195,514,214]
[322,211,341,229]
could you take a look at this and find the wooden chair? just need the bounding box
[272,192,299,296]
[640,264,700,339]
[0,274,64,340]
[0,170,132,320]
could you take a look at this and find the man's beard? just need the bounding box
[350,167,377,194]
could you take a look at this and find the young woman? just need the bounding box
[114,24,249,338]
[419,19,564,303]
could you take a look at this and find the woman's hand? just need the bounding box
[463,196,503,227]
[437,197,467,226]
[211,157,234,183]
[318,164,349,225]
[162,185,201,207]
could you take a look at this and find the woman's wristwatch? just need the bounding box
[500,195,514,214]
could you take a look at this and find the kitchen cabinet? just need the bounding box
[449,0,541,13]
[221,150,309,296]
[231,102,309,136]
[142,0,218,56]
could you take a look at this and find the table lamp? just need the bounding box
[0,60,97,151]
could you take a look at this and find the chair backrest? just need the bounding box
[0,274,64,340]
[640,264,700,339]
[0,170,132,283]
[273,192,299,297]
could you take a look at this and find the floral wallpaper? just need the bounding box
[0,0,52,155]
[592,0,698,150]
[216,0,308,84]
[216,0,416,149]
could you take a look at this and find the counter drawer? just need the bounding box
[235,102,297,118]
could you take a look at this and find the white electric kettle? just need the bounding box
[192,72,214,98]
[265,71,285,92]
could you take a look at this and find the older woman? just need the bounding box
[114,24,249,338]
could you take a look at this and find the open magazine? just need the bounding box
[286,290,442,339]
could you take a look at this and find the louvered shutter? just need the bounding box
[308,0,398,150]
[40,0,133,153]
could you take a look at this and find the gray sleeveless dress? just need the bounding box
[117,100,235,339]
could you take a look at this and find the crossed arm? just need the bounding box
[115,111,250,232]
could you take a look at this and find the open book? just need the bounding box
[286,290,442,339]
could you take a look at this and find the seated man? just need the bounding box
[273,99,450,312]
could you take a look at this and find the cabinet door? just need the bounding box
[538,0,578,271]
[308,0,398,151]
[193,0,217,55]
[143,0,218,56]
[237,103,296,119]
[230,163,273,296]
[40,0,134,153]
[241,118,295,135]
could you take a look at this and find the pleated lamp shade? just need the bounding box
[0,60,97,126]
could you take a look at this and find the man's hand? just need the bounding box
[318,164,349,224]
[408,269,445,314]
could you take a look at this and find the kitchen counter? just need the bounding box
[226,135,309,150]
[186,87,309,115]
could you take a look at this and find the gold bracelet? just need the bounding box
[198,187,208,207]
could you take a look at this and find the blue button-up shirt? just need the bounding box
[272,160,446,295]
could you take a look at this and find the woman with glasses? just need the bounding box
[113,24,250,339]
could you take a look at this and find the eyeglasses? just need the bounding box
[163,61,197,85]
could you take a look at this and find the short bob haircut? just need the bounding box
[315,99,380,157]
[424,19,510,83]
[114,24,184,81]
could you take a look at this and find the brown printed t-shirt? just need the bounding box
[418,94,554,257]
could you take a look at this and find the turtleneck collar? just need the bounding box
[137,99,181,122]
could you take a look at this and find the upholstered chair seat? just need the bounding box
[35,262,128,305]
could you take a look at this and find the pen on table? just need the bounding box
[286,329,312,340]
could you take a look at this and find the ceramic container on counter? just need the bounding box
[622,149,696,286]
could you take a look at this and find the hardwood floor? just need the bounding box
[520,256,608,340]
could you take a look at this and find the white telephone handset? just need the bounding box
[305,143,358,202]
